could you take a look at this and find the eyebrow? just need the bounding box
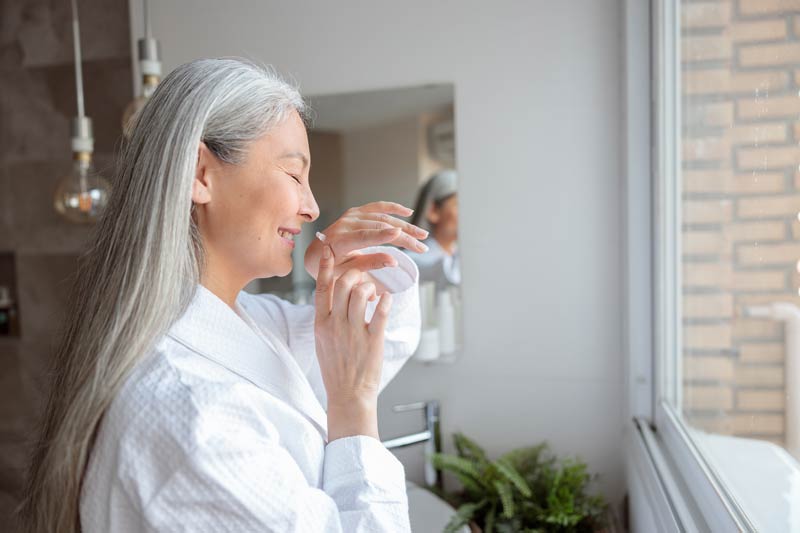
[279,151,309,169]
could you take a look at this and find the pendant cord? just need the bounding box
[70,0,85,119]
[144,0,152,39]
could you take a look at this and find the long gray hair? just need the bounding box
[19,58,305,533]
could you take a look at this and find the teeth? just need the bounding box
[279,230,294,240]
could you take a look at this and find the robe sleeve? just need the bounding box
[133,396,411,532]
[245,246,420,408]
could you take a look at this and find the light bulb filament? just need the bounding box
[78,192,93,213]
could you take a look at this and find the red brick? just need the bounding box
[739,43,800,67]
[682,3,731,28]
[733,172,785,194]
[737,242,800,265]
[728,20,788,42]
[684,199,733,224]
[732,270,787,291]
[740,0,800,16]
[730,122,787,145]
[737,96,800,119]
[737,193,800,218]
[682,36,732,62]
[740,343,785,363]
[683,137,730,161]
[737,146,800,170]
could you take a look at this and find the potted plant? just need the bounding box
[430,433,609,533]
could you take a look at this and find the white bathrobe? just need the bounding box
[405,237,460,292]
[80,247,420,532]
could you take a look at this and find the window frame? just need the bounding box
[646,0,762,530]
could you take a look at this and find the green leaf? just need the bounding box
[433,433,608,532]
[430,453,487,490]
[484,503,497,533]
[499,443,547,470]
[454,432,489,463]
[495,458,532,498]
[493,480,515,519]
[443,500,487,533]
[458,472,485,496]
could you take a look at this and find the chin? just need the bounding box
[278,262,293,278]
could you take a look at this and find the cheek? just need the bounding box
[217,188,272,246]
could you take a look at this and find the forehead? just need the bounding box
[248,110,310,163]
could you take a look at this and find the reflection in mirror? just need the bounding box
[248,83,462,363]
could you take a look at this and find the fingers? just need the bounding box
[358,213,429,240]
[314,245,335,319]
[348,281,377,324]
[333,252,398,277]
[390,230,429,253]
[334,227,402,255]
[335,227,428,256]
[349,201,413,218]
[332,268,363,320]
[367,292,393,335]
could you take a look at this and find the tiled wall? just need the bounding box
[681,1,800,444]
[0,0,131,524]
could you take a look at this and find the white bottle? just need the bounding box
[414,327,441,362]
[437,290,456,355]
[413,282,441,362]
[449,285,462,351]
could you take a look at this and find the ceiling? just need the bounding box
[305,83,454,132]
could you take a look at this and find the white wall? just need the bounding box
[131,0,625,502]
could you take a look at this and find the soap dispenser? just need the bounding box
[414,281,440,362]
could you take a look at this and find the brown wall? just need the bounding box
[0,0,132,523]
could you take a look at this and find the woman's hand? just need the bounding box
[304,201,429,283]
[314,245,393,441]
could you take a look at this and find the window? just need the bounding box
[652,0,800,530]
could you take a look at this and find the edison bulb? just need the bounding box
[54,153,111,223]
[122,75,159,138]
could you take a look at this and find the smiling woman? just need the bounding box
[192,111,320,303]
[19,58,425,533]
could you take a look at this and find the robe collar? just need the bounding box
[167,285,328,438]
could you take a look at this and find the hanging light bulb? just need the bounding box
[54,0,111,224]
[122,0,161,138]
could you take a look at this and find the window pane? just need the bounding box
[679,0,799,528]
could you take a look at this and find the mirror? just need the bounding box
[250,83,462,363]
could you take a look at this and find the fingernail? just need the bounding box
[323,245,331,259]
[383,261,396,268]
[418,242,429,252]
[418,228,429,237]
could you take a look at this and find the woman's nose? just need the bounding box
[300,188,320,222]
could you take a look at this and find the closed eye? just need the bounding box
[288,174,301,184]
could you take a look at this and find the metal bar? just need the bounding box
[382,430,432,450]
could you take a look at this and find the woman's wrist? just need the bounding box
[326,397,379,442]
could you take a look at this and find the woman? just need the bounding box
[407,170,460,291]
[20,58,429,532]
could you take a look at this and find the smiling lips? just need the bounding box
[278,227,300,248]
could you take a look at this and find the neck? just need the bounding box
[432,230,457,255]
[200,248,247,309]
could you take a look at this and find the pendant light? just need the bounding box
[122,0,161,138]
[53,0,111,224]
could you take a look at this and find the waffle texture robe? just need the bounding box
[80,246,420,532]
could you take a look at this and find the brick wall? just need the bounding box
[681,0,800,445]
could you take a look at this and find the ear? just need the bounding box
[426,203,441,225]
[192,142,215,205]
